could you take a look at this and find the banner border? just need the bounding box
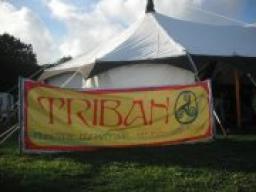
[22,80,214,153]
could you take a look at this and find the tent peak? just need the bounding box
[146,0,155,13]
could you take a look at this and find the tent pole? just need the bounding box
[18,77,23,155]
[247,73,256,88]
[185,52,227,136]
[234,70,242,129]
[60,69,81,88]
[186,53,200,81]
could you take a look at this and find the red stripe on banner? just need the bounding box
[22,80,213,153]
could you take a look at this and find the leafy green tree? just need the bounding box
[0,33,40,93]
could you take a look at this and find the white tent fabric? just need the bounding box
[164,5,246,26]
[86,64,195,88]
[45,64,195,88]
[40,11,256,88]
[40,16,144,80]
[98,13,185,62]
[99,13,256,62]
[45,72,86,89]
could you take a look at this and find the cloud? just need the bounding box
[157,0,246,25]
[44,0,247,60]
[0,1,57,64]
[200,0,246,18]
[45,0,146,57]
[0,0,247,64]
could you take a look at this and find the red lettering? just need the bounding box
[77,99,92,126]
[124,100,147,126]
[93,99,98,126]
[100,99,122,127]
[150,98,170,124]
[66,98,73,125]
[37,97,65,124]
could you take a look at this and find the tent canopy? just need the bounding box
[40,5,256,80]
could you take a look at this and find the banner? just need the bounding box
[21,80,213,152]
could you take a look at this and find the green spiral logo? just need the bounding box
[174,91,198,124]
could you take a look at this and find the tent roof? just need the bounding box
[98,13,256,61]
[40,12,256,80]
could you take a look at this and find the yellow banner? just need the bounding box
[22,80,213,152]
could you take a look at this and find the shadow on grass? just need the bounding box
[1,135,256,192]
[52,136,256,173]
[2,135,256,173]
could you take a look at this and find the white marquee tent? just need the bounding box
[40,0,256,89]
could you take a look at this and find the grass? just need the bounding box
[1,134,256,192]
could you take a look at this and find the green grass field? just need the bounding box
[1,135,256,192]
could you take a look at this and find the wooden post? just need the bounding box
[234,70,241,128]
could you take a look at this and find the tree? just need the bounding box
[0,33,40,93]
[55,56,72,65]
[41,56,72,70]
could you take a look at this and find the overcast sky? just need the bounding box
[1,0,256,64]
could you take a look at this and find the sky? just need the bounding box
[0,0,256,64]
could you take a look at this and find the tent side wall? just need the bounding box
[45,64,195,89]
[45,72,86,89]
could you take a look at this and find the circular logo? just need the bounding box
[174,91,198,124]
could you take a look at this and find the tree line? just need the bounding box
[0,33,71,94]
